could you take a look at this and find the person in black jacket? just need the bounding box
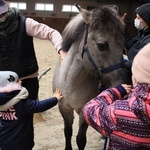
[123,2,150,73]
[0,0,67,100]
[0,71,63,150]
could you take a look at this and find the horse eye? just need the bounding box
[97,42,108,51]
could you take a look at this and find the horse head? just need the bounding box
[53,5,131,150]
[73,4,131,88]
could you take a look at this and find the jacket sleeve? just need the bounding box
[82,85,127,136]
[124,28,138,51]
[25,18,63,52]
[22,97,58,114]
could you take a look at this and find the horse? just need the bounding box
[52,4,131,150]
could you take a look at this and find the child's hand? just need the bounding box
[54,88,63,101]
[121,84,132,98]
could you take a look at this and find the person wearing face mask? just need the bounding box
[0,0,67,100]
[123,2,150,74]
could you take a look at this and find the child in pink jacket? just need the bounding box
[83,43,150,149]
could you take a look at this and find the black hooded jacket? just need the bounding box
[124,28,150,71]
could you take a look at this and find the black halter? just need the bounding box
[82,25,125,77]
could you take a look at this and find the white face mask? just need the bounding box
[134,19,140,29]
[0,12,9,22]
[134,19,144,30]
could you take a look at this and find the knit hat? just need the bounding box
[135,3,150,26]
[132,43,150,84]
[0,0,8,15]
[0,71,18,87]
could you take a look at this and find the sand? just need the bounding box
[32,38,105,150]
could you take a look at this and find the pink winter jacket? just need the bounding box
[83,84,150,150]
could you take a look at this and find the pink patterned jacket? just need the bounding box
[83,84,150,150]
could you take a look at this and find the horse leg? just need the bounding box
[59,105,74,150]
[76,111,88,150]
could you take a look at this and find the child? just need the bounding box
[83,43,150,149]
[0,71,63,150]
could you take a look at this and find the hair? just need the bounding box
[62,14,85,51]
[62,5,125,52]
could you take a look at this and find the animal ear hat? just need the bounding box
[0,71,18,87]
[132,43,150,84]
[0,0,8,15]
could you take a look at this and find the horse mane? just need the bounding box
[62,5,125,52]
[91,6,125,34]
[62,14,85,52]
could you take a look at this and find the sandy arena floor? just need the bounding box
[33,38,104,150]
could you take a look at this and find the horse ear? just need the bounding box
[75,4,92,24]
[108,5,119,12]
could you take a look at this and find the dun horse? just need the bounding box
[53,5,131,150]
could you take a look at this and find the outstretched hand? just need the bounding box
[54,88,63,101]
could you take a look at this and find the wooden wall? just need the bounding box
[32,17,69,33]
[7,0,148,36]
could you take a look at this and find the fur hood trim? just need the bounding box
[0,86,29,111]
[0,82,21,93]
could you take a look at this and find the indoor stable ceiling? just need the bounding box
[95,0,149,3]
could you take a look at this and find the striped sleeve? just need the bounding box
[82,87,123,136]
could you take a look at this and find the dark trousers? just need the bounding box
[21,77,39,100]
